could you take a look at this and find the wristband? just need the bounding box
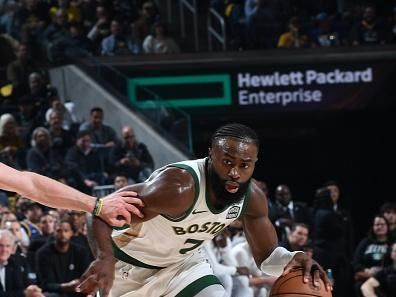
[92,197,104,216]
[260,247,303,276]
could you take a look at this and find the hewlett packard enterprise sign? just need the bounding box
[127,64,393,111]
[237,68,373,107]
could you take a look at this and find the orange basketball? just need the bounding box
[269,268,332,297]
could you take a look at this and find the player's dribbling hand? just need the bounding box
[283,252,332,292]
[100,191,145,226]
[76,256,117,297]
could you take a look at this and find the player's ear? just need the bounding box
[208,147,212,159]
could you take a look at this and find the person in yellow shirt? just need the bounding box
[277,16,309,48]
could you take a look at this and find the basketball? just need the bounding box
[269,268,332,297]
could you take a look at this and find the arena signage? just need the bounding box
[127,63,393,111]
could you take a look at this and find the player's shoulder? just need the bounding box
[120,166,197,219]
[149,166,196,187]
[244,179,269,217]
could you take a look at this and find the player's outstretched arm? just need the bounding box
[242,181,332,291]
[0,162,144,226]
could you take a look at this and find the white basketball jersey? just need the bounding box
[111,158,251,268]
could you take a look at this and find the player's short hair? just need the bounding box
[211,123,259,148]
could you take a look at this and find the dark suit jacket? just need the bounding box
[269,201,312,226]
[0,255,32,297]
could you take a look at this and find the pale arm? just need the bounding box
[0,163,143,226]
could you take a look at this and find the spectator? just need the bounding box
[12,0,49,41]
[352,6,387,45]
[86,5,111,53]
[45,97,78,131]
[113,174,128,191]
[27,213,56,271]
[67,211,93,261]
[361,242,396,297]
[101,19,142,56]
[78,107,118,147]
[132,1,159,43]
[15,95,43,148]
[49,0,82,24]
[35,217,91,297]
[269,184,311,241]
[19,200,43,239]
[3,219,29,255]
[64,23,94,56]
[0,113,24,169]
[380,202,396,242]
[353,214,392,297]
[40,8,72,62]
[26,127,64,177]
[0,229,44,297]
[312,183,353,297]
[143,21,180,54]
[310,12,341,47]
[6,43,39,96]
[65,130,108,187]
[277,16,309,48]
[280,222,310,251]
[47,110,74,157]
[28,72,58,125]
[109,126,153,183]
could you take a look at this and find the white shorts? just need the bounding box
[110,249,225,297]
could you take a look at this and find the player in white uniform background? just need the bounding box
[78,123,332,297]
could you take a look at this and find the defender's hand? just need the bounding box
[77,256,117,297]
[100,191,144,226]
[283,252,332,291]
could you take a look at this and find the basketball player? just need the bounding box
[0,162,143,226]
[78,123,331,297]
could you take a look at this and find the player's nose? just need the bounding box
[228,167,240,179]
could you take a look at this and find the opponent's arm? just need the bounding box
[0,162,143,226]
[78,167,195,297]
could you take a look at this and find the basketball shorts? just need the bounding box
[110,249,226,297]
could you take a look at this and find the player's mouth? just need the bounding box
[225,181,239,193]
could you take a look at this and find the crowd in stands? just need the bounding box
[0,0,180,66]
[210,0,396,50]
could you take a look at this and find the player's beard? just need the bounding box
[207,164,251,208]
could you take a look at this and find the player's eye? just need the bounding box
[240,163,249,169]
[223,159,232,166]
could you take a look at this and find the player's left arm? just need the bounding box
[242,181,331,290]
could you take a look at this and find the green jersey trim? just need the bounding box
[175,275,222,297]
[113,224,130,231]
[111,240,164,269]
[160,163,200,222]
